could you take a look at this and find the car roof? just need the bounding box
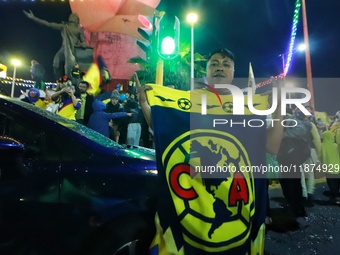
[0,94,123,148]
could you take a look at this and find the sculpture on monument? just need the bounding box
[23,10,93,80]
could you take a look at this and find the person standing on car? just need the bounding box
[30,60,45,90]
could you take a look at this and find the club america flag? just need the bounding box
[148,84,268,255]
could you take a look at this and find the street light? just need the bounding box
[280,43,306,76]
[10,59,21,98]
[297,43,306,52]
[186,12,198,91]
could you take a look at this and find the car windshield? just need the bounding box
[8,97,123,148]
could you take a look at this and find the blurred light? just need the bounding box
[186,13,198,24]
[11,59,21,67]
[297,43,306,51]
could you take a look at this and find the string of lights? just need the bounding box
[0,76,57,88]
[284,0,301,76]
[255,73,286,90]
[254,0,301,90]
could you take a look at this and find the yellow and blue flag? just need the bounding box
[147,84,268,255]
[83,55,111,96]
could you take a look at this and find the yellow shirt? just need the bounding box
[76,93,87,120]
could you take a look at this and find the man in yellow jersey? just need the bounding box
[137,48,283,255]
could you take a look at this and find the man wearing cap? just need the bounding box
[106,90,125,143]
[21,88,49,109]
[70,63,84,86]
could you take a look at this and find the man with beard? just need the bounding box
[76,81,94,126]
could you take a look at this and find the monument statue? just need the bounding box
[23,10,91,80]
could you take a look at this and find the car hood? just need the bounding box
[115,145,157,174]
[0,97,158,175]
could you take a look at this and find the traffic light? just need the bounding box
[136,14,156,61]
[157,14,180,60]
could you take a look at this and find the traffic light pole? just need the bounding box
[155,58,164,85]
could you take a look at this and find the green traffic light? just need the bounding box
[161,36,176,55]
[157,14,180,60]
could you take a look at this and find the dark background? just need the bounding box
[1,0,339,114]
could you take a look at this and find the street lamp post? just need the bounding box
[186,13,198,91]
[10,59,21,98]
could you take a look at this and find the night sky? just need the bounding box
[1,0,339,114]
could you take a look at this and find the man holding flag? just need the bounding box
[137,48,283,255]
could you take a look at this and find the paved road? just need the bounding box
[265,178,340,255]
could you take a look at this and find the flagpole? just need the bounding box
[280,53,291,106]
[248,62,256,94]
[301,0,314,109]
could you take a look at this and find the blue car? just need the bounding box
[0,95,158,255]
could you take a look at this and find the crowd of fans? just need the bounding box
[266,106,340,229]
[17,73,340,231]
[18,76,154,148]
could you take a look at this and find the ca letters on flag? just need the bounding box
[147,85,268,255]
